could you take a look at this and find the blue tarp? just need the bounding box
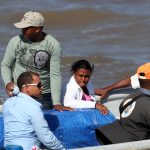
[0,109,116,149]
[44,109,116,149]
[0,115,4,147]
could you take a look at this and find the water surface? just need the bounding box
[0,0,150,100]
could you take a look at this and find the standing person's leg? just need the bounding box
[37,93,53,110]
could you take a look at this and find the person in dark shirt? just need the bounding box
[96,63,150,144]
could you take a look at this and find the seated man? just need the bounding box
[94,63,150,99]
[96,63,150,144]
[3,71,65,150]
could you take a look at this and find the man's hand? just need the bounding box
[95,102,109,115]
[6,82,15,97]
[53,104,74,112]
[94,78,131,100]
[94,88,109,100]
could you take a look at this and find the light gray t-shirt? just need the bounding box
[1,34,62,104]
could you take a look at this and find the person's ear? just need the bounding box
[23,86,31,95]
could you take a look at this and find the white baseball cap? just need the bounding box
[14,11,44,28]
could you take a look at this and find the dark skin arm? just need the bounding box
[53,103,108,114]
[94,78,131,99]
[95,102,109,115]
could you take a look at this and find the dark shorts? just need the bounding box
[36,93,53,110]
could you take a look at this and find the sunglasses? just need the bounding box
[22,82,42,89]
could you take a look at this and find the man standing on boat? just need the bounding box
[3,71,66,150]
[96,63,150,144]
[1,11,72,111]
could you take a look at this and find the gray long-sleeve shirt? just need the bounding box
[1,34,62,105]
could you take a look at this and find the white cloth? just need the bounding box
[131,74,140,89]
[64,76,96,108]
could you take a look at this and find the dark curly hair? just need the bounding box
[71,59,94,73]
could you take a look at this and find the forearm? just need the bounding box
[50,44,62,105]
[1,38,16,86]
[102,78,131,92]
[32,114,65,150]
[1,61,13,86]
[39,129,65,150]
[51,76,62,105]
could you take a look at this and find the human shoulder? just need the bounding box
[6,35,21,50]
[3,96,15,107]
[8,35,21,43]
[21,93,41,106]
[120,92,141,106]
[67,76,77,86]
[12,93,41,110]
[45,34,60,45]
[66,76,81,91]
[42,34,61,55]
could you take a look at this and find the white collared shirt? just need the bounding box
[64,76,96,108]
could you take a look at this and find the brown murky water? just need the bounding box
[0,0,150,100]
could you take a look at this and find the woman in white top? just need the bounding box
[64,59,108,115]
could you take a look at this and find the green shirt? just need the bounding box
[1,34,62,105]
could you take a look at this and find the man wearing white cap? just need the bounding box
[1,11,73,111]
[96,63,150,144]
